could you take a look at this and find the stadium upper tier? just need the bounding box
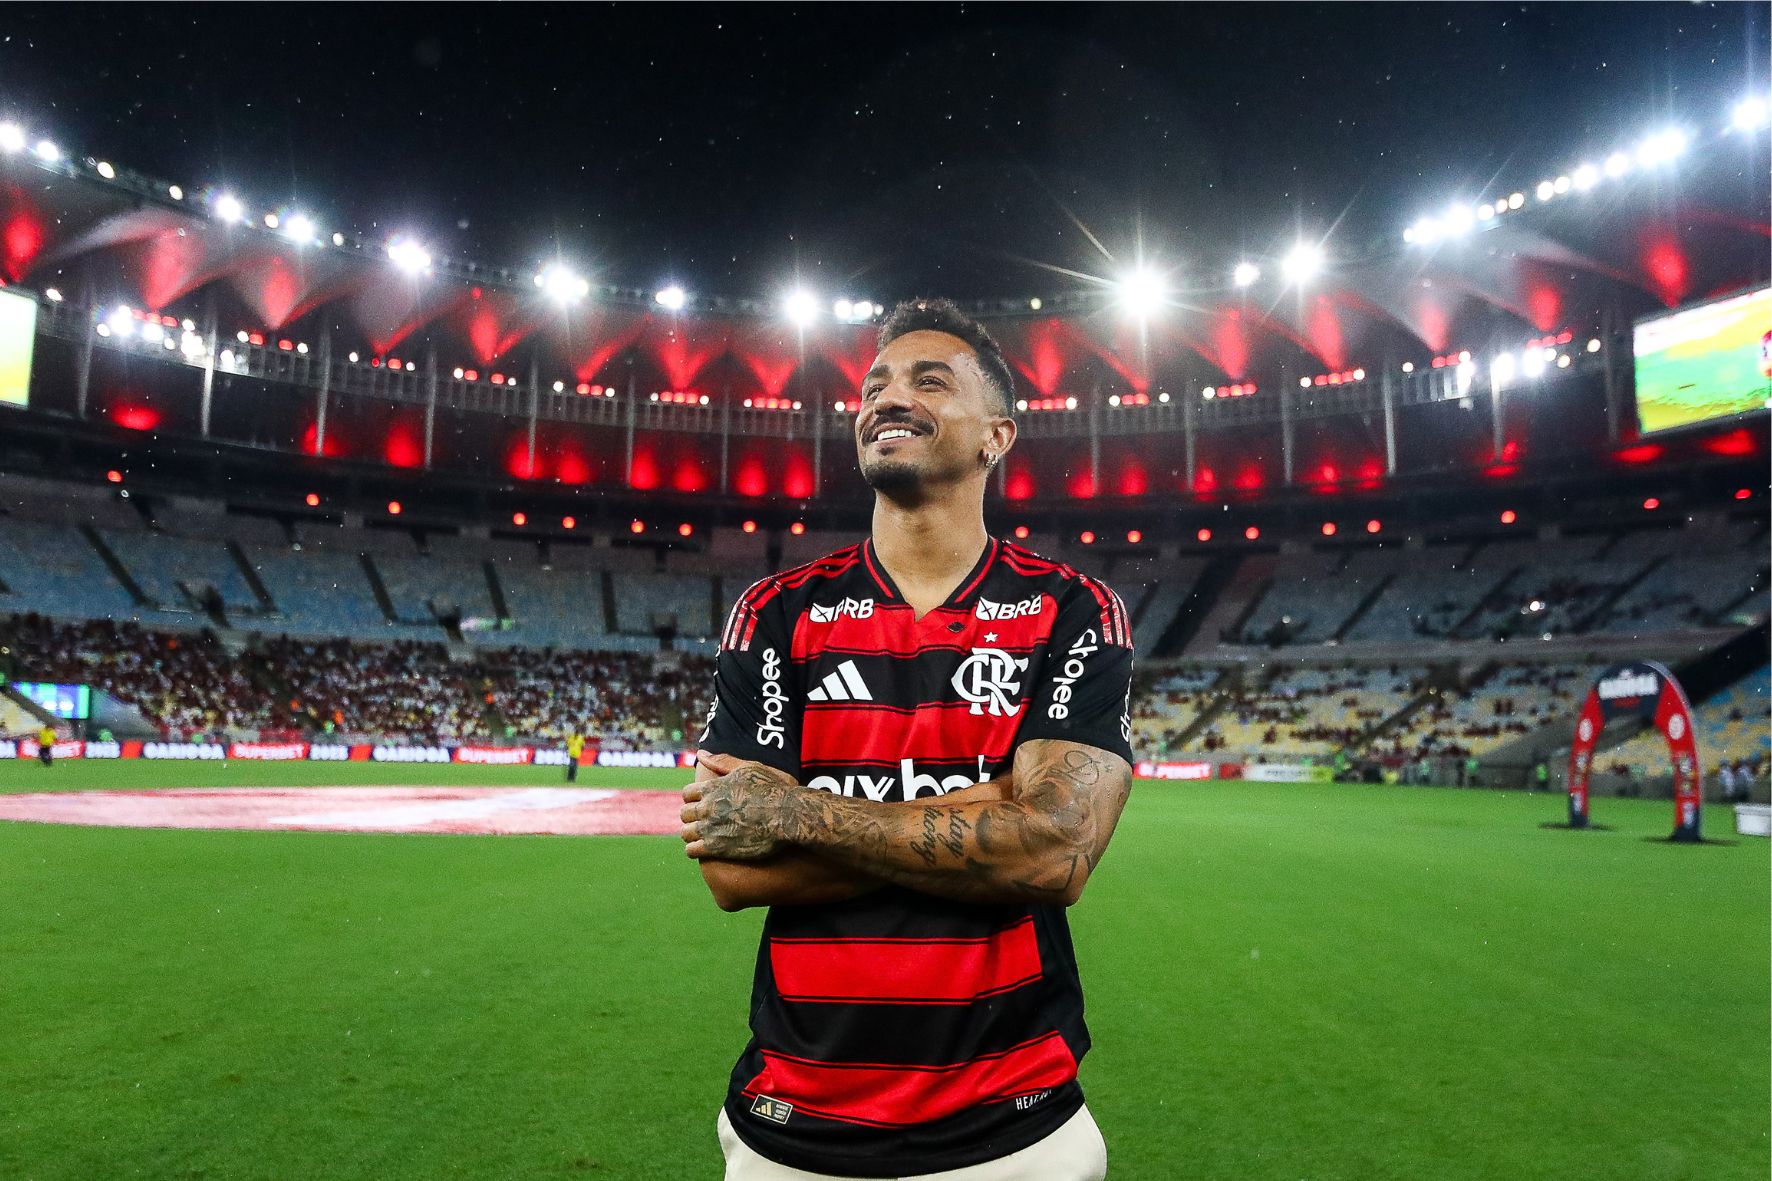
[1,124,1767,508]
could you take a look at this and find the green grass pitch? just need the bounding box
[2,762,1766,1180]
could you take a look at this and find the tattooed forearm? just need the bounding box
[778,739,1132,906]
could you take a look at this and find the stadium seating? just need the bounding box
[100,529,261,616]
[242,546,412,639]
[0,519,141,621]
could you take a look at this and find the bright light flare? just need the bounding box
[654,285,687,311]
[1731,96,1769,133]
[1232,261,1260,288]
[214,193,246,224]
[1114,267,1168,318]
[1281,242,1325,284]
[0,122,24,153]
[32,139,59,163]
[1635,127,1687,167]
[536,264,590,303]
[282,213,317,245]
[783,289,819,327]
[387,237,432,275]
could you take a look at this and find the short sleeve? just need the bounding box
[698,579,803,779]
[1017,579,1135,763]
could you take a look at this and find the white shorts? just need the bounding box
[716,1104,1108,1181]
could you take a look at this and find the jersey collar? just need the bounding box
[862,536,1000,612]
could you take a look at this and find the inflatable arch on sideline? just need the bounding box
[1566,660,1703,841]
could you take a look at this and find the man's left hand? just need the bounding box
[681,758,796,861]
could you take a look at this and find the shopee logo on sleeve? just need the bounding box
[756,647,788,749]
[1047,628,1099,720]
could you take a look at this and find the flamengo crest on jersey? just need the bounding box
[951,648,1030,716]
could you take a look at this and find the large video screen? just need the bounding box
[1633,286,1772,435]
[10,682,91,720]
[0,286,36,409]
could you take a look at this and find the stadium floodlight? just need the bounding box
[1233,261,1260,287]
[1491,351,1517,386]
[852,300,876,319]
[1636,127,1687,167]
[282,213,317,246]
[95,161,116,180]
[214,193,246,224]
[1521,347,1548,379]
[33,139,59,163]
[1028,297,1043,311]
[1477,203,1496,221]
[1603,151,1632,179]
[0,121,24,153]
[537,263,590,303]
[1281,242,1324,284]
[1535,180,1556,202]
[1571,163,1599,191]
[1731,96,1769,133]
[105,306,135,338]
[783,289,819,327]
[832,299,852,321]
[44,287,62,302]
[331,232,345,246]
[167,184,184,201]
[263,213,280,230]
[1114,267,1168,318]
[386,237,432,275]
[654,285,687,311]
[1444,204,1476,236]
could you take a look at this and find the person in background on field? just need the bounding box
[36,722,56,767]
[1718,761,1737,802]
[565,729,585,783]
[1533,759,1550,792]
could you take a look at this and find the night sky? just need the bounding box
[0,4,1763,301]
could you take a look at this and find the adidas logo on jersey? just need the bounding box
[807,660,873,702]
[808,597,875,623]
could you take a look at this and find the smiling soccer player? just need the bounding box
[682,299,1133,1181]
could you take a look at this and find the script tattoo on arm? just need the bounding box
[683,756,1016,911]
[778,738,1132,906]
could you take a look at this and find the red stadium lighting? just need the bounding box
[1126,530,1142,544]
[1013,525,1030,540]
[789,522,806,536]
[387,501,402,516]
[629,520,645,534]
[1244,526,1260,541]
[105,469,122,484]
[1500,509,1517,525]
[1642,497,1660,511]
[305,492,320,507]
[1735,488,1753,501]
[562,516,577,530]
[1196,528,1212,542]
[1321,522,1337,536]
[1366,519,1381,534]
[1080,531,1096,545]
[678,523,694,537]
[512,512,527,527]
[741,520,758,534]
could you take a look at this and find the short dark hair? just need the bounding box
[877,298,1016,417]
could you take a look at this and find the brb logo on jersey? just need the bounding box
[757,648,788,748]
[974,593,1044,622]
[808,597,875,624]
[952,648,1029,716]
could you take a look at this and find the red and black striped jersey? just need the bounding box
[700,536,1134,1177]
